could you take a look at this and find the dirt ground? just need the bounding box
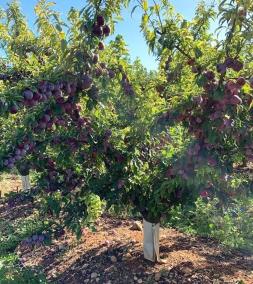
[0,174,22,197]
[0,175,252,284]
[13,215,252,284]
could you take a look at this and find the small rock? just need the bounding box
[130,221,142,231]
[122,252,131,261]
[96,278,100,282]
[137,279,143,284]
[58,244,67,251]
[109,229,117,235]
[110,255,117,263]
[91,272,98,279]
[134,276,138,281]
[154,272,161,281]
[83,280,89,284]
[82,263,89,269]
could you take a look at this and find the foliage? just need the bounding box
[0,0,252,234]
[0,254,47,284]
[0,211,50,254]
[165,196,253,251]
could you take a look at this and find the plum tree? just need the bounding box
[0,0,252,262]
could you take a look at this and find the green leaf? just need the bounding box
[194,47,203,58]
[131,5,139,17]
[143,0,148,11]
[55,23,62,32]
[61,39,67,52]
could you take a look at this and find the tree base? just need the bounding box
[21,175,31,191]
[143,219,160,262]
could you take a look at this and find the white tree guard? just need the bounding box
[21,175,31,191]
[143,219,161,262]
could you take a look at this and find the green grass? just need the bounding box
[0,253,48,284]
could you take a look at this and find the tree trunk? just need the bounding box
[21,175,31,191]
[143,219,161,262]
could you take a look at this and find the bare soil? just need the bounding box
[0,174,22,197]
[0,176,252,284]
[14,215,253,284]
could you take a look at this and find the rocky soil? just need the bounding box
[15,217,253,284]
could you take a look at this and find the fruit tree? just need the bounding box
[0,0,252,261]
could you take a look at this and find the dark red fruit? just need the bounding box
[47,82,55,91]
[39,121,47,129]
[236,77,246,87]
[81,74,93,90]
[42,114,51,123]
[98,41,105,50]
[249,77,253,88]
[92,24,103,37]
[108,70,115,79]
[56,97,64,104]
[204,70,215,81]
[64,103,72,112]
[10,104,18,114]
[187,58,195,66]
[232,60,243,72]
[54,89,62,99]
[230,95,242,105]
[216,63,226,74]
[23,90,33,100]
[95,68,103,77]
[96,15,105,26]
[92,54,99,64]
[224,57,234,68]
[33,91,42,100]
[103,25,111,36]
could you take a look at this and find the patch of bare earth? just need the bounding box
[15,216,253,284]
[0,174,22,197]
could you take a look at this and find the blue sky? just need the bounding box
[0,0,215,70]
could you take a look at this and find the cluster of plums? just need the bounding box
[41,162,84,194]
[165,140,218,182]
[4,75,95,170]
[216,57,243,74]
[9,74,93,115]
[0,70,29,83]
[92,15,111,38]
[3,140,35,169]
[94,62,116,79]
[158,55,253,177]
[121,73,135,96]
[30,128,93,194]
[22,233,48,247]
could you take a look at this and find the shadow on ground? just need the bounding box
[40,228,253,284]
